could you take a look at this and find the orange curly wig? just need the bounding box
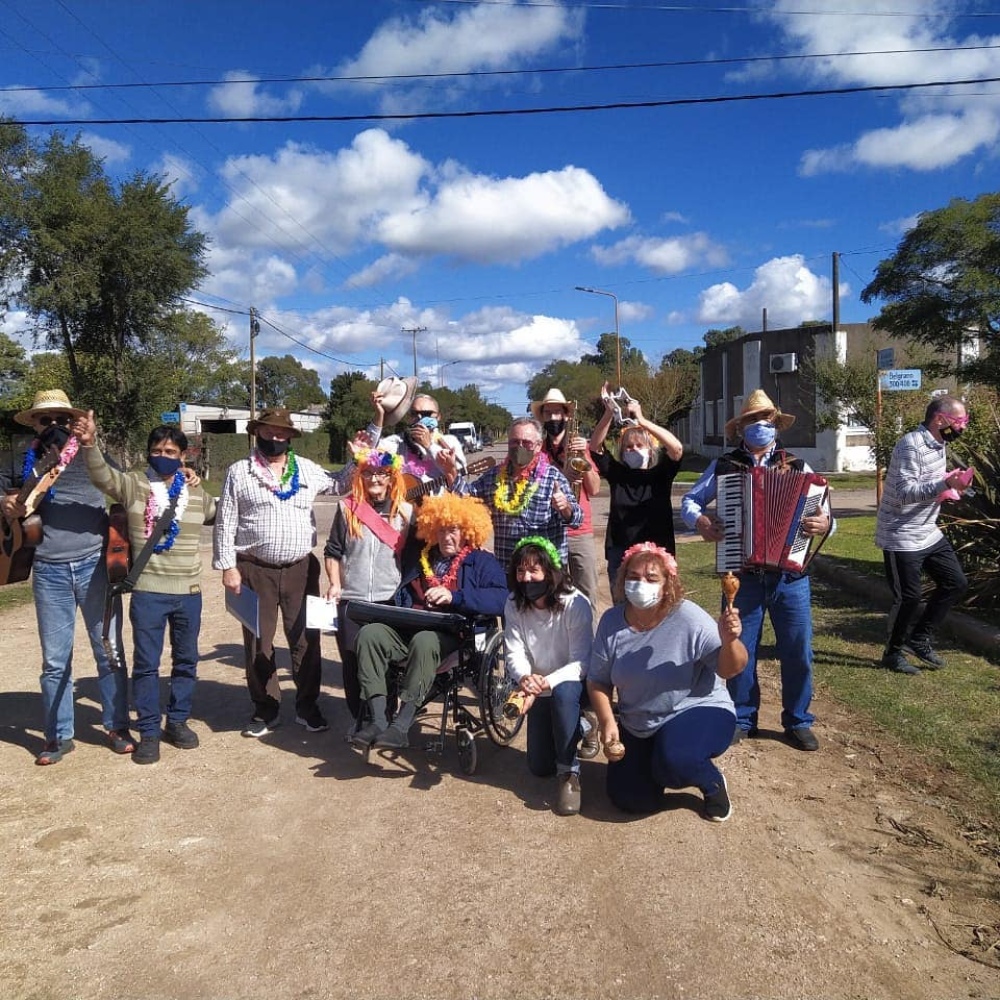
[415,493,493,548]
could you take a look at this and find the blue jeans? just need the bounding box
[728,571,814,733]
[130,590,202,737]
[32,552,129,741]
[607,706,735,814]
[525,680,583,777]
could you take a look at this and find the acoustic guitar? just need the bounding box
[0,443,65,587]
[402,457,495,505]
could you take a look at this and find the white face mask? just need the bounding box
[623,449,649,470]
[624,579,661,609]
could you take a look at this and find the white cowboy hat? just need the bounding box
[724,388,796,440]
[376,376,418,425]
[15,389,87,427]
[530,387,577,422]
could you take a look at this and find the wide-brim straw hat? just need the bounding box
[14,389,87,427]
[247,407,302,438]
[724,388,795,440]
[375,376,418,425]
[530,387,577,421]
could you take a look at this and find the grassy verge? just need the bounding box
[0,580,33,612]
[678,536,1000,825]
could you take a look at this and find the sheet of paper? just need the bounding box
[225,585,260,637]
[306,595,338,632]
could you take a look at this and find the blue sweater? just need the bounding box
[396,547,508,617]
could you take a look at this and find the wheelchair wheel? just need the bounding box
[456,726,477,775]
[478,630,524,747]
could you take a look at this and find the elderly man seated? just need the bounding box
[352,494,508,749]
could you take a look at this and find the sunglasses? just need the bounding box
[412,410,438,419]
[508,438,539,449]
[361,468,392,479]
[37,414,72,428]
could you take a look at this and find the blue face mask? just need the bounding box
[148,455,182,477]
[416,416,439,432]
[743,421,777,449]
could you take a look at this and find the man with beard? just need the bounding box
[0,389,131,765]
[461,416,582,568]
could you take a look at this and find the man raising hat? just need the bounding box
[0,389,131,765]
[212,407,345,738]
[680,390,831,752]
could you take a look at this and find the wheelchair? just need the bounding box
[344,600,524,774]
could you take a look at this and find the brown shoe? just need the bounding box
[555,772,581,816]
[578,711,600,760]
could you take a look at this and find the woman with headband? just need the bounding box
[504,536,594,816]
[588,542,747,822]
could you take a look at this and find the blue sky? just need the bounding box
[2,0,999,415]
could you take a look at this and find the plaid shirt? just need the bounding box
[464,461,582,567]
[212,452,338,569]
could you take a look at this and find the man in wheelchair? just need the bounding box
[352,494,508,749]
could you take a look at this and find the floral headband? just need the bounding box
[622,541,678,576]
[512,535,562,570]
[355,447,402,471]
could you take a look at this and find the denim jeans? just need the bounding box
[727,570,814,733]
[32,552,129,741]
[525,680,584,777]
[129,590,202,737]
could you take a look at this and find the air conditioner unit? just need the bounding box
[769,352,798,373]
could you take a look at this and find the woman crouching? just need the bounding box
[588,542,747,822]
[504,537,594,817]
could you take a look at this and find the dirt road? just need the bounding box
[1,484,998,1000]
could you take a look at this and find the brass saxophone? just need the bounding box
[563,405,590,501]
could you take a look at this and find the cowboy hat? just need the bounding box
[724,388,795,440]
[14,389,87,427]
[375,376,418,425]
[247,407,302,438]
[530,387,576,422]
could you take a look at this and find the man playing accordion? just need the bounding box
[681,390,832,752]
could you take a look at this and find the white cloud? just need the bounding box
[0,86,81,118]
[879,214,920,237]
[344,253,418,289]
[79,133,130,165]
[207,71,303,117]
[153,153,201,197]
[619,301,653,323]
[696,255,836,329]
[591,232,727,274]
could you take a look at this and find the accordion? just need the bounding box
[715,467,831,573]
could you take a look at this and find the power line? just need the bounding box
[420,0,1000,14]
[12,74,999,127]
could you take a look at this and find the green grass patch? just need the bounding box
[677,535,1000,824]
[0,580,33,612]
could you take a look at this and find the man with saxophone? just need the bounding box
[533,388,601,609]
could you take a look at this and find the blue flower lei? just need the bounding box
[153,470,186,553]
[22,442,55,501]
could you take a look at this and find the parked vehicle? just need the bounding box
[447,421,480,453]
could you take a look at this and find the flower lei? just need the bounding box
[419,543,473,590]
[252,448,301,500]
[145,470,188,552]
[512,535,562,570]
[623,541,678,576]
[22,435,81,501]
[354,447,403,471]
[493,452,547,515]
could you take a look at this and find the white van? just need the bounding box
[447,421,480,453]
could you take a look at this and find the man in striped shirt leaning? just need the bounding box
[875,395,971,675]
[213,408,345,738]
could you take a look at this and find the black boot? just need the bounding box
[374,700,418,749]
[352,695,389,746]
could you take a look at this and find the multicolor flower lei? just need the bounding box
[22,435,81,501]
[493,453,547,515]
[145,469,188,552]
[354,446,402,471]
[419,543,473,590]
[252,448,301,500]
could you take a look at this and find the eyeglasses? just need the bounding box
[508,438,539,449]
[412,410,438,419]
[361,468,391,479]
[37,415,72,428]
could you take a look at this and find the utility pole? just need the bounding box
[832,251,841,334]
[402,325,427,378]
[249,307,260,429]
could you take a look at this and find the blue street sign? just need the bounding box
[879,369,921,391]
[161,411,180,424]
[876,348,895,370]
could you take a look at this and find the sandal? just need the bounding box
[106,729,137,754]
[36,738,75,765]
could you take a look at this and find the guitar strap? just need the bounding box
[342,496,406,557]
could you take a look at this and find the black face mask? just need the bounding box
[543,418,565,438]
[257,437,289,458]
[940,425,964,443]
[39,424,71,451]
[521,580,550,602]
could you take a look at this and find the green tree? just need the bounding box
[325,371,375,463]
[0,331,28,404]
[862,193,1000,389]
[254,354,326,411]
[703,326,746,350]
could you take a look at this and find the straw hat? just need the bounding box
[530,387,576,421]
[14,389,87,427]
[724,389,795,440]
[247,407,302,438]
[375,376,418,425]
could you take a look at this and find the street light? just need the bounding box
[439,359,462,388]
[575,285,621,386]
